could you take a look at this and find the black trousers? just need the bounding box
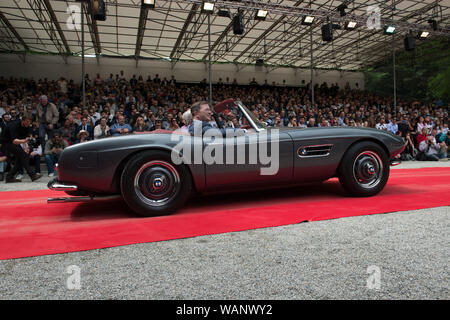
[4,143,35,180]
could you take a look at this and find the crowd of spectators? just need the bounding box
[0,71,449,181]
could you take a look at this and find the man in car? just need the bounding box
[0,116,42,183]
[188,101,247,137]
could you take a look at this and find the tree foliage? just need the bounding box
[364,38,450,103]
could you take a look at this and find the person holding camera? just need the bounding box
[16,137,42,180]
[418,133,448,161]
[44,132,68,177]
[0,148,7,181]
[0,116,42,183]
[22,137,42,176]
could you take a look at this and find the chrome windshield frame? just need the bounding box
[235,100,266,132]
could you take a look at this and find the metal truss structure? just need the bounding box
[0,0,449,71]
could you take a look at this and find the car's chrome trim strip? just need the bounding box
[297,144,333,158]
[47,195,121,203]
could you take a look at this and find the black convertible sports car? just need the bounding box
[48,98,405,217]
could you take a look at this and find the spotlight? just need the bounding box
[142,0,155,8]
[255,9,268,21]
[201,2,215,14]
[233,12,244,35]
[217,8,231,18]
[404,33,415,51]
[419,31,430,38]
[337,3,347,17]
[384,25,396,34]
[428,19,438,31]
[321,22,333,42]
[345,21,357,30]
[302,16,315,25]
[93,0,107,21]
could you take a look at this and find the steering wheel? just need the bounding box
[212,112,223,129]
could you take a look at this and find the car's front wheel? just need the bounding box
[120,150,192,217]
[338,141,390,197]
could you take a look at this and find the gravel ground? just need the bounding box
[0,161,448,300]
[0,206,448,300]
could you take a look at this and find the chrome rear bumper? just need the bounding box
[47,178,78,191]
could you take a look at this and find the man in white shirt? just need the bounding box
[94,118,110,139]
[387,118,398,135]
[376,116,388,131]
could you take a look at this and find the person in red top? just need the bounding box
[416,127,428,149]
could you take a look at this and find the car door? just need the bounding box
[204,129,293,192]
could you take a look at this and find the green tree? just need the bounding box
[364,38,450,103]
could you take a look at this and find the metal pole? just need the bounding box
[393,33,397,115]
[392,0,396,115]
[81,1,86,109]
[208,13,212,107]
[310,25,314,107]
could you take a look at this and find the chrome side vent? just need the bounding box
[298,144,333,158]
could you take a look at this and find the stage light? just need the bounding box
[255,59,264,66]
[255,9,268,21]
[428,19,438,31]
[302,16,315,25]
[384,25,396,34]
[217,8,231,18]
[142,0,155,8]
[233,11,244,34]
[404,33,415,51]
[345,21,357,30]
[419,31,430,38]
[337,3,347,17]
[93,0,106,21]
[321,22,333,42]
[202,2,215,13]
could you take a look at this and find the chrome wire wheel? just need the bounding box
[352,151,383,189]
[133,160,180,207]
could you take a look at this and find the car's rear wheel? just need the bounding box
[338,141,389,197]
[120,150,192,217]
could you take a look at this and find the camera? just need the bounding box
[27,137,40,149]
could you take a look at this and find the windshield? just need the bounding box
[235,100,268,131]
[213,99,267,131]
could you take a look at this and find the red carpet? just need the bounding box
[0,167,449,260]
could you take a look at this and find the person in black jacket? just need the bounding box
[0,116,42,183]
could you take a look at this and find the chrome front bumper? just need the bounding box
[47,195,121,203]
[47,178,121,203]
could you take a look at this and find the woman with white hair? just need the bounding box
[180,109,192,133]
